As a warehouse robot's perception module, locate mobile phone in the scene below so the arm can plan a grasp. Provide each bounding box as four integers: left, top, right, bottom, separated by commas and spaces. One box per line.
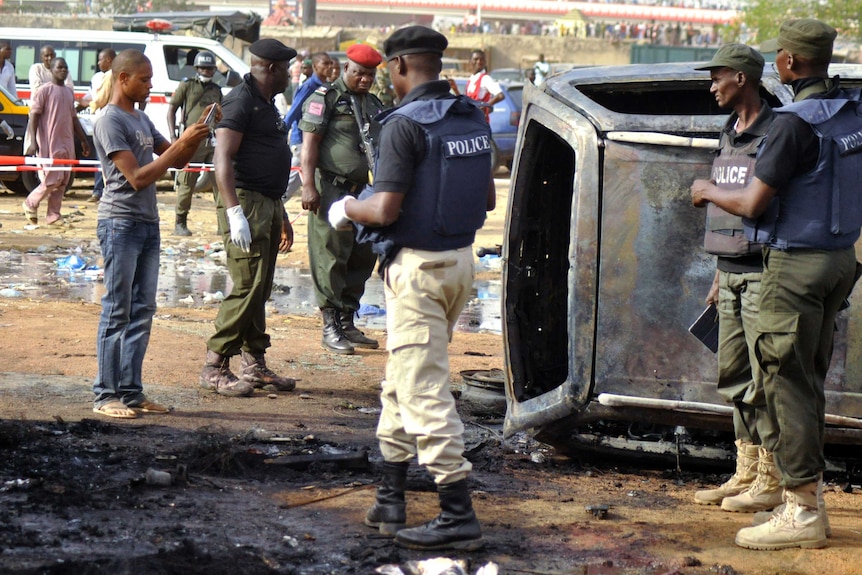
203, 105, 217, 128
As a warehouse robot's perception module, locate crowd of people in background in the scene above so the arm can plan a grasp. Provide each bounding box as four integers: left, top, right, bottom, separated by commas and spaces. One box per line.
441, 19, 721, 46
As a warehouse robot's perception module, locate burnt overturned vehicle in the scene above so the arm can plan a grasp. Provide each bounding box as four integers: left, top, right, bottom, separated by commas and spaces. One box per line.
501, 63, 862, 469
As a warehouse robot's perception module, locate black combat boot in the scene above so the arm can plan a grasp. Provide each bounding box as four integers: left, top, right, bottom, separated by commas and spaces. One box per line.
339, 310, 379, 349
394, 479, 484, 551
365, 461, 409, 536
321, 307, 355, 354
173, 213, 192, 236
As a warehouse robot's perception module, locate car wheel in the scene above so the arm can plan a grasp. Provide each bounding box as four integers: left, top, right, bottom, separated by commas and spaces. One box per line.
4, 170, 76, 196
490, 139, 501, 174
193, 170, 214, 194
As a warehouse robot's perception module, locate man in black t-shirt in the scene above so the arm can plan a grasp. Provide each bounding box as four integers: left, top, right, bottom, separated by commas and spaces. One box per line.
200, 39, 298, 398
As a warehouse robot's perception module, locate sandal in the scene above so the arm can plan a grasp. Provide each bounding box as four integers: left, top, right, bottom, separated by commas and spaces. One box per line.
131, 399, 172, 414
22, 201, 37, 224
93, 400, 137, 419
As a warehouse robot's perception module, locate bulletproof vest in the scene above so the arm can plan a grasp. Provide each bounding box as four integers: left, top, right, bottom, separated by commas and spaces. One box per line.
745, 91, 862, 250
704, 123, 767, 256
356, 96, 492, 258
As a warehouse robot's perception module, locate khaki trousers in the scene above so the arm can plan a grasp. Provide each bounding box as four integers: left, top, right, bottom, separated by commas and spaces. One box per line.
377, 247, 474, 485
717, 269, 773, 445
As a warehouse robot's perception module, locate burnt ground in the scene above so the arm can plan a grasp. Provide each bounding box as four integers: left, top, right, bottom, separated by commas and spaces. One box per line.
2, 182, 862, 575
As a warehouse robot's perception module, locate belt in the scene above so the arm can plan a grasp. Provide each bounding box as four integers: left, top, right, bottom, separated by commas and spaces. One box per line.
319, 171, 363, 194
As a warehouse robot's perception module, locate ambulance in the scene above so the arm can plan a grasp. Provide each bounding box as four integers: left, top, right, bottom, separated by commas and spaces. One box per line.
0, 23, 249, 140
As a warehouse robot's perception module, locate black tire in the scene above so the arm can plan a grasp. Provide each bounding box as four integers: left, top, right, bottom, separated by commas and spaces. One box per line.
490, 139, 501, 174
2, 170, 75, 196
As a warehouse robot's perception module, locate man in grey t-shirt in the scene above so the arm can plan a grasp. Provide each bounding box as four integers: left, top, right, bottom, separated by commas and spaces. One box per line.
95, 105, 166, 222
91, 49, 211, 420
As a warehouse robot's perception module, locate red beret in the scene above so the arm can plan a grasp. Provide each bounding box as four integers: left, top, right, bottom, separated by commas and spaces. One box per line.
346, 44, 382, 68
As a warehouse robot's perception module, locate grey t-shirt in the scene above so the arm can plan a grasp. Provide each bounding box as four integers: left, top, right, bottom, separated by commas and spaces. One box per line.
95, 104, 168, 222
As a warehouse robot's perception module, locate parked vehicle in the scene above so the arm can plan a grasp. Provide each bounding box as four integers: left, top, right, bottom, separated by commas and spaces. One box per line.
0, 26, 248, 142
502, 62, 862, 465
489, 67, 525, 84
452, 78, 523, 172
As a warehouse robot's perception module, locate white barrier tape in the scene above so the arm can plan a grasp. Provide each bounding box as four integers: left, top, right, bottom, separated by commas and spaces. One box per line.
0, 156, 216, 174
0, 166, 99, 172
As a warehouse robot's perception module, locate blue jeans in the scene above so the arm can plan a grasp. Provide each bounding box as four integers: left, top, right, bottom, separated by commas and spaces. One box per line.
93, 218, 160, 408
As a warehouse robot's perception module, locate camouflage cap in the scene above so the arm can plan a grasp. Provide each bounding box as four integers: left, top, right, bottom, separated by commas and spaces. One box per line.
694, 43, 764, 79
760, 18, 836, 60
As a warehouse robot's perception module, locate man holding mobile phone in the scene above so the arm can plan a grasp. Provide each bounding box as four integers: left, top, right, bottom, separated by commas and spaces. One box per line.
167, 50, 223, 236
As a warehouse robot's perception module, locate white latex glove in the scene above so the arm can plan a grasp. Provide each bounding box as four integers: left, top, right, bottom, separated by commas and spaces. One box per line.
328, 197, 353, 231
226, 204, 251, 253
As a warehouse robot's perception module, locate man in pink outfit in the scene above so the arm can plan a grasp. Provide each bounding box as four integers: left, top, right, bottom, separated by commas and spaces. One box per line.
22, 58, 90, 226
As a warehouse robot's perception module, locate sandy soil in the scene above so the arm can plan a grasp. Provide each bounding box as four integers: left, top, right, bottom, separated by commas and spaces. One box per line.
0, 179, 860, 575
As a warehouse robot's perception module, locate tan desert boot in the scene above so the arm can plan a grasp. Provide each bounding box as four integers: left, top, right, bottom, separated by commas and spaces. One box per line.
694, 439, 759, 505
752, 473, 831, 537
720, 447, 783, 512
735, 482, 827, 550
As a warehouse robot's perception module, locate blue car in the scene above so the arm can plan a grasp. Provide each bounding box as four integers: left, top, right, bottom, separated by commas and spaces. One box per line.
453, 79, 523, 172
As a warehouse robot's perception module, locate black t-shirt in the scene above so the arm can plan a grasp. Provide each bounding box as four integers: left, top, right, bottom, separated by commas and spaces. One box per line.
754, 77, 842, 191
217, 74, 290, 197
373, 80, 454, 195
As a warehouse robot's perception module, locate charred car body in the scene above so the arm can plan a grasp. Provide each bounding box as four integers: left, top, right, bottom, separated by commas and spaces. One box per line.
501, 63, 862, 469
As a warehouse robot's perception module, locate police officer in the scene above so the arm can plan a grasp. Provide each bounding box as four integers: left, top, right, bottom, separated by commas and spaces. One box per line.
328, 25, 495, 551
690, 45, 781, 512
167, 50, 223, 236
283, 52, 333, 201
300, 44, 386, 354
692, 19, 862, 550
199, 39, 298, 398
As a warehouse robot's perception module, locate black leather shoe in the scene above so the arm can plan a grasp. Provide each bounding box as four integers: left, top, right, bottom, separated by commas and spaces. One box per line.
321, 308, 355, 354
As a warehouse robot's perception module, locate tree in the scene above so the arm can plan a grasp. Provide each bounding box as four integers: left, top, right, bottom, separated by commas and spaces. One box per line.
735, 0, 860, 43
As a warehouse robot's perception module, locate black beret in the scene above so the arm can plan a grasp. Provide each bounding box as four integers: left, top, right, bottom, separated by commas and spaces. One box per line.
383, 26, 448, 61
249, 38, 297, 62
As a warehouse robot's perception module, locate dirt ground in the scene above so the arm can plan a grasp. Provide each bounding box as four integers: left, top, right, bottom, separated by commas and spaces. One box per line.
1, 178, 861, 575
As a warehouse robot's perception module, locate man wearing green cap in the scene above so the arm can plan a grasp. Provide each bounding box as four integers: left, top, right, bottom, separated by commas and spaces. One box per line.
690, 44, 778, 513
692, 19, 862, 550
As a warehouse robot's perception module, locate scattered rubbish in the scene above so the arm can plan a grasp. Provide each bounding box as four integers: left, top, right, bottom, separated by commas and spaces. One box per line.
586, 504, 610, 519
0, 250, 500, 334
530, 451, 547, 464
459, 369, 506, 416
358, 302, 386, 316
56, 254, 87, 270
282, 535, 299, 547
357, 407, 381, 415
82, 267, 103, 281
0, 287, 22, 298
202, 290, 225, 303
376, 558, 499, 575
265, 446, 370, 470
1, 478, 34, 492
475, 254, 502, 272
144, 468, 173, 486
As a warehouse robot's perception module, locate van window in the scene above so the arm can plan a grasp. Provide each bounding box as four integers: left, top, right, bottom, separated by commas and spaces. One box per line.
163, 45, 243, 88
11, 40, 145, 88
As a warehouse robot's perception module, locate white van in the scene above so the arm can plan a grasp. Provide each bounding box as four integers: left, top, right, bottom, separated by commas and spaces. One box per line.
0, 26, 249, 140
